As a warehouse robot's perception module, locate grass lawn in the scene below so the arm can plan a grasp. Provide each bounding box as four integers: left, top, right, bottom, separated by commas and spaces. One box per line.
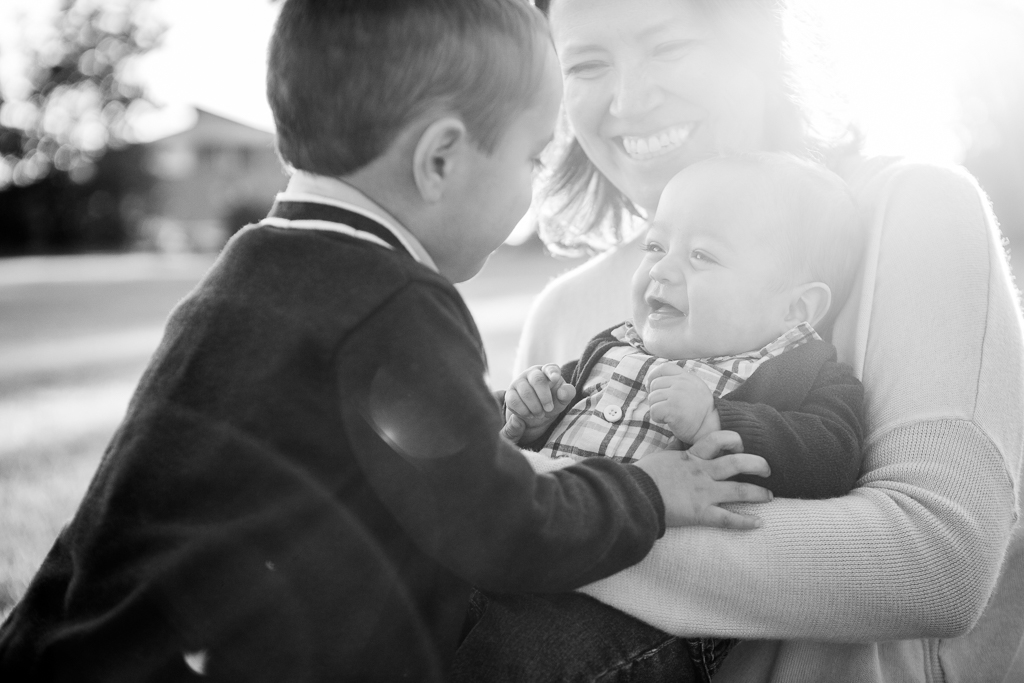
0, 371, 142, 619
0, 432, 115, 618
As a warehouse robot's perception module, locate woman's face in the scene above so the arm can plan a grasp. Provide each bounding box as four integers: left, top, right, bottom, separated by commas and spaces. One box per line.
549, 0, 770, 214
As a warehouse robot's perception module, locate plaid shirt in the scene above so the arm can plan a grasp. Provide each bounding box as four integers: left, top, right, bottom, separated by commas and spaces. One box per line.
540, 322, 821, 463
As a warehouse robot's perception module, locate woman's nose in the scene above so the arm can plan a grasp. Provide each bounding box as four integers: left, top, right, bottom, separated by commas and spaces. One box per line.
609, 64, 662, 119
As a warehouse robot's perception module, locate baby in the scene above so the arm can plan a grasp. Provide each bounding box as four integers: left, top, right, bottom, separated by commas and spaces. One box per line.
507, 153, 866, 503
465, 153, 867, 683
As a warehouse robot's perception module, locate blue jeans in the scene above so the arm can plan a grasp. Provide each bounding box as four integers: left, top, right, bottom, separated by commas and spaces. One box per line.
452, 591, 733, 682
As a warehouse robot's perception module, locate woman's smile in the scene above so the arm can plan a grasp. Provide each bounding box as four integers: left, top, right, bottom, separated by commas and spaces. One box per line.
551, 0, 769, 213
620, 123, 699, 160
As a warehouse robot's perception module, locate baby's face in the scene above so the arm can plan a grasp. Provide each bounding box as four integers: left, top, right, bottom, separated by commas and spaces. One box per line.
631, 164, 798, 360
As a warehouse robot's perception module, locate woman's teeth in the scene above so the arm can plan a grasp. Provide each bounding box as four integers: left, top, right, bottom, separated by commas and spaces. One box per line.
622, 125, 695, 160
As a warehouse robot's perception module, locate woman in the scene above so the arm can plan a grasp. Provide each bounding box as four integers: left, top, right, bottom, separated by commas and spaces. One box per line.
511, 0, 1024, 680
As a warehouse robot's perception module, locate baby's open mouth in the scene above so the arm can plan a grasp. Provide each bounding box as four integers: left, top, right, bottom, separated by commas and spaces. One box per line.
646, 295, 687, 320
621, 123, 697, 160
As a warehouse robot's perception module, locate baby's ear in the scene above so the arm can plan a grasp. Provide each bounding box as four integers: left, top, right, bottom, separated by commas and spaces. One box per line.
412, 116, 467, 203
784, 282, 832, 329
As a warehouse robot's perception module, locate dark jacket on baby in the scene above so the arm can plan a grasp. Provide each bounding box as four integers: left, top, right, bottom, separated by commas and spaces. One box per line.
530, 325, 866, 499
0, 202, 665, 683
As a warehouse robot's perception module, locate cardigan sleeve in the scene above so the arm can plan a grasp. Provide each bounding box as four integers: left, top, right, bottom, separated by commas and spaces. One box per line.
334, 280, 667, 593
716, 358, 865, 500
520, 162, 1023, 645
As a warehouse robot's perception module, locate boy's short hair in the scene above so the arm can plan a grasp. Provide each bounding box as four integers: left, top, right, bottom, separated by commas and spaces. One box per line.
711, 153, 864, 331
268, 0, 549, 177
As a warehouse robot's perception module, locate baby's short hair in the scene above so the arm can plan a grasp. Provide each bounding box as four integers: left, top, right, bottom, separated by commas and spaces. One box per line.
710, 153, 863, 331
267, 0, 549, 177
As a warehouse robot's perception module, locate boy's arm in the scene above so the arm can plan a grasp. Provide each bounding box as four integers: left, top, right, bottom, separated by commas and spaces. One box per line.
335, 281, 667, 593
716, 360, 865, 499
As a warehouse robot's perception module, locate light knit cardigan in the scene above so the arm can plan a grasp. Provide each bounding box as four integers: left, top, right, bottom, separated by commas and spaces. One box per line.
516, 159, 1024, 683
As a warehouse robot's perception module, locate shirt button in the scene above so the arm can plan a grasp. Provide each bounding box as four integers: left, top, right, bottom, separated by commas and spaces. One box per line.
602, 405, 623, 422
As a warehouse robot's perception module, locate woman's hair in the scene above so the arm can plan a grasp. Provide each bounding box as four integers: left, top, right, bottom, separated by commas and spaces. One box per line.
533, 0, 859, 254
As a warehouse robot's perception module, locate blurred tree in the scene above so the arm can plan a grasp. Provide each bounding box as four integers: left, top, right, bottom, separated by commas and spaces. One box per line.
0, 0, 164, 254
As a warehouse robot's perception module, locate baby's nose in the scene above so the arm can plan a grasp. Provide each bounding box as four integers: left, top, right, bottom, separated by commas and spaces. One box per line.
648, 258, 684, 286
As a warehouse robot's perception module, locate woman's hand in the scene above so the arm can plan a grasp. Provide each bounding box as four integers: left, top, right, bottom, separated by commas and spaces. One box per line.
647, 363, 721, 444
633, 431, 771, 529
502, 364, 576, 444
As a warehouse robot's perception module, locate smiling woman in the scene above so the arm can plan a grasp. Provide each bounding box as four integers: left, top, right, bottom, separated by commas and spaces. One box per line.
554, 0, 772, 211
534, 0, 825, 255
488, 0, 1024, 682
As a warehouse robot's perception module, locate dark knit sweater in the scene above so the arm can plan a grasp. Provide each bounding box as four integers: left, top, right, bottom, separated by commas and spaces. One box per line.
0, 211, 665, 683
534, 326, 866, 499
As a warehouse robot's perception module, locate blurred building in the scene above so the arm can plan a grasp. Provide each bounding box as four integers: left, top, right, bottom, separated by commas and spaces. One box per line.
141, 108, 287, 252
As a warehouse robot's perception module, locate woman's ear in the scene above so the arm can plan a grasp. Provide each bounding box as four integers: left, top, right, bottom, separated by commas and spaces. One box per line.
784, 282, 832, 329
412, 117, 467, 203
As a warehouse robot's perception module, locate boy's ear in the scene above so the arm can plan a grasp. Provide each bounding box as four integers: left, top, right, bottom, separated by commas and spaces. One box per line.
412, 117, 468, 203
784, 282, 832, 329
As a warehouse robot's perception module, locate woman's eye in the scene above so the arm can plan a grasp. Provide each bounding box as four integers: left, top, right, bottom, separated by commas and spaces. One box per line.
564, 61, 608, 78
653, 39, 697, 60
531, 158, 546, 173
690, 249, 717, 265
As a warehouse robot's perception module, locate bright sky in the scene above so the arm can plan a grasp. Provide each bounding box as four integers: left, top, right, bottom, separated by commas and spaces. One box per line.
2, 0, 1023, 160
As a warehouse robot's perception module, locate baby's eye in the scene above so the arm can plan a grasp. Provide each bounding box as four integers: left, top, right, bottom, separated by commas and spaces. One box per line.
640, 241, 664, 254
690, 249, 717, 265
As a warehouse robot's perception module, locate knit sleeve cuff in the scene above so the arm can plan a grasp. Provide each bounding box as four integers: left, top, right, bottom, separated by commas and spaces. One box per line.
623, 464, 666, 538
714, 398, 767, 454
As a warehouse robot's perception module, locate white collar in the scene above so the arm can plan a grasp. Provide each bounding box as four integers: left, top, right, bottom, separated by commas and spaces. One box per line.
275, 171, 438, 273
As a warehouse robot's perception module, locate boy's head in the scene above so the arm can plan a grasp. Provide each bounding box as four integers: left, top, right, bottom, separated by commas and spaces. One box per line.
631, 153, 862, 360
267, 0, 560, 282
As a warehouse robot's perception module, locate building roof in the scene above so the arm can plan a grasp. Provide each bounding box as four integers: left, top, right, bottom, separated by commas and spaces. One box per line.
150, 108, 275, 149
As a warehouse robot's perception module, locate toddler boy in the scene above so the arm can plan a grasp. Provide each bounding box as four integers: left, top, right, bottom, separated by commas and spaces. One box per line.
0, 3, 773, 682
458, 154, 866, 682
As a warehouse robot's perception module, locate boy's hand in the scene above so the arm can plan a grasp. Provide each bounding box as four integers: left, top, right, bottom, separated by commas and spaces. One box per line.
633, 431, 772, 529
647, 363, 721, 444
503, 364, 576, 444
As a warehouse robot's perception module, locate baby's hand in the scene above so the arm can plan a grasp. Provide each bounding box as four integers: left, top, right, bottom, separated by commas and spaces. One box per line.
633, 431, 772, 529
647, 363, 721, 444
502, 364, 576, 444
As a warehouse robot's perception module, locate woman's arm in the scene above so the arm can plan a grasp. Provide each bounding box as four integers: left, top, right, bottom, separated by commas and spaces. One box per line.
525, 162, 1022, 641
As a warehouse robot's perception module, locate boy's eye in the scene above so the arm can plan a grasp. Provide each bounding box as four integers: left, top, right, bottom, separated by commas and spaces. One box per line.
690, 249, 717, 265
